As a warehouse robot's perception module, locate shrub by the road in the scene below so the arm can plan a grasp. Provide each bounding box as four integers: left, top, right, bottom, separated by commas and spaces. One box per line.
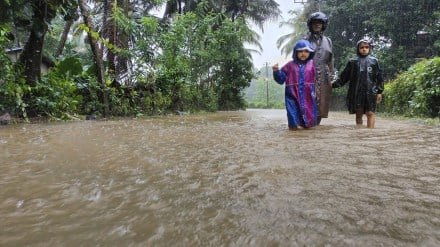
384, 57, 440, 118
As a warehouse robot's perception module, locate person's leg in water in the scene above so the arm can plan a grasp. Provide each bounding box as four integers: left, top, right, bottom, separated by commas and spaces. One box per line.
366, 111, 375, 128
355, 109, 364, 128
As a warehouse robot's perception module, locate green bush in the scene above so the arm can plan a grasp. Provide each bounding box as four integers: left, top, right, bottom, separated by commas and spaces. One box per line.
0, 25, 29, 119
384, 57, 440, 118
0, 71, 29, 119
30, 57, 83, 119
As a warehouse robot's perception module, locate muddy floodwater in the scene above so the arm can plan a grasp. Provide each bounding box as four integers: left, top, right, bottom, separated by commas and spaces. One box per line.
0, 109, 439, 246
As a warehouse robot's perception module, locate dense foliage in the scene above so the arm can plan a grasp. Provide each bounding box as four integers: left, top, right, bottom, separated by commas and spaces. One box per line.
383, 57, 440, 118
0, 24, 29, 119
0, 0, 280, 120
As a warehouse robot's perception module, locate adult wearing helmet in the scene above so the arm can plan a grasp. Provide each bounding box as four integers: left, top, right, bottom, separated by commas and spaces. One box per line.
305, 11, 334, 124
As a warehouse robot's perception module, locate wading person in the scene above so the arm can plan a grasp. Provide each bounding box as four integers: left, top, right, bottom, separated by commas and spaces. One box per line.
305, 11, 334, 125
332, 39, 384, 128
272, 39, 318, 130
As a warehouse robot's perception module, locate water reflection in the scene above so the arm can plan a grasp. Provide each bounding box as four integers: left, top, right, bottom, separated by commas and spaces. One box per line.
0, 110, 439, 246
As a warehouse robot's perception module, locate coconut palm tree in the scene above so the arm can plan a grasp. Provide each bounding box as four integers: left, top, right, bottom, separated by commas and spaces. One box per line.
161, 0, 281, 61
276, 8, 307, 57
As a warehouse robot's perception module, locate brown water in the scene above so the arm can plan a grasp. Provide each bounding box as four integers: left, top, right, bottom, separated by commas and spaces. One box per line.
0, 109, 439, 246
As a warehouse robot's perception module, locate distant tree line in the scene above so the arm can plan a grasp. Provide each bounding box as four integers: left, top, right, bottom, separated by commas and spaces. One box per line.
244, 65, 284, 109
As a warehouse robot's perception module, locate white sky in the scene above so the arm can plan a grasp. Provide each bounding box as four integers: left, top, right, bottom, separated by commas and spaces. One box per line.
249, 0, 303, 68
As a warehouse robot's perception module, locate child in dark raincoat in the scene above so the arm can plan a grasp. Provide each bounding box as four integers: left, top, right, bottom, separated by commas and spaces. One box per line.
332, 39, 384, 128
272, 39, 318, 130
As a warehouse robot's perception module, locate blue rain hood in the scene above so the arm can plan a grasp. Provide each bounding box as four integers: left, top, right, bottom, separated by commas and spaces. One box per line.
293, 39, 315, 62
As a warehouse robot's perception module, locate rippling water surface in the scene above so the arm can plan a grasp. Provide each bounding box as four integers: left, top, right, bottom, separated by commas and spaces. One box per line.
0, 109, 439, 246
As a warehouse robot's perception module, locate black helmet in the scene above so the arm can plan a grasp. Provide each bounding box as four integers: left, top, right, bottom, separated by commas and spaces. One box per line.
307, 12, 329, 32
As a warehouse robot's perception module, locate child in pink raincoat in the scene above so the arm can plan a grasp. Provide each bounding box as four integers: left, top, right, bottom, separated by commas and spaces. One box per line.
272, 39, 318, 130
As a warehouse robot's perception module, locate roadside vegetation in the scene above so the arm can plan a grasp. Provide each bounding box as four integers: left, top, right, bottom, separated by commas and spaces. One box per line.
383, 57, 440, 121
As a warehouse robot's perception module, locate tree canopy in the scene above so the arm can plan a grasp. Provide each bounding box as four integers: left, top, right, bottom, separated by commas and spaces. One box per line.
0, 0, 281, 119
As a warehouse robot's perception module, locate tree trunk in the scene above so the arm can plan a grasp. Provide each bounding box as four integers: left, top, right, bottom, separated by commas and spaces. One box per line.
163, 0, 177, 19
55, 20, 73, 57
105, 0, 132, 87
117, 0, 130, 85
19, 29, 45, 86
18, 0, 56, 86
104, 0, 117, 83
78, 0, 110, 116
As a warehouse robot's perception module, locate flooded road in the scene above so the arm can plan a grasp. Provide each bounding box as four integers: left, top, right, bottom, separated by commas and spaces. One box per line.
0, 109, 439, 246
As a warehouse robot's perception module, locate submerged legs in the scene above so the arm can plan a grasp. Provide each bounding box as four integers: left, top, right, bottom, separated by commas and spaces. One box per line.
355, 109, 376, 128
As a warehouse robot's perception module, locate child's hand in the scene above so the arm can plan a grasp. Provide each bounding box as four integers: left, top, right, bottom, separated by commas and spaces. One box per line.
272, 64, 279, 71
376, 94, 382, 103
331, 79, 340, 88
331, 70, 339, 82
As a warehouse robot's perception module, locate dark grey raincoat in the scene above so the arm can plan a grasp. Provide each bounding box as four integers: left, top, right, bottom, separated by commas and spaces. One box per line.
305, 33, 334, 118
333, 41, 384, 114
